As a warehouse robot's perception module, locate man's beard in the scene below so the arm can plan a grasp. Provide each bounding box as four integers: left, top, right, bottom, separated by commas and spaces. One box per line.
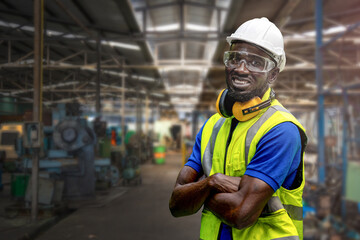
227, 82, 269, 103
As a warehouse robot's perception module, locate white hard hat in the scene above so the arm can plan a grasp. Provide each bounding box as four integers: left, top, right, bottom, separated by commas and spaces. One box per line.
226, 17, 286, 72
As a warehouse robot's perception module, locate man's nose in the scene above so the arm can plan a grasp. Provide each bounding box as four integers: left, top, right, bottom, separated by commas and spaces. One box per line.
234, 61, 250, 73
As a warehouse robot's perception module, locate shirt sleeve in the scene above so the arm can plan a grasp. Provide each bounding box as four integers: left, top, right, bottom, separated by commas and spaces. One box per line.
244, 122, 302, 192
184, 120, 208, 174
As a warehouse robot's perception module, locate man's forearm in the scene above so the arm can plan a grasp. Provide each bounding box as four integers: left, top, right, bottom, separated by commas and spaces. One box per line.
205, 176, 274, 230
169, 177, 212, 217
206, 192, 250, 228
169, 169, 241, 217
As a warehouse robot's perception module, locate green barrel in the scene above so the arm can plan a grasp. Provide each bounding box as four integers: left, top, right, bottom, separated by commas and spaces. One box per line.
11, 174, 30, 198
153, 145, 166, 164
99, 138, 112, 158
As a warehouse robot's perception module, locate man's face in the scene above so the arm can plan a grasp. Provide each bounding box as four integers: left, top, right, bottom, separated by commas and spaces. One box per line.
225, 42, 278, 102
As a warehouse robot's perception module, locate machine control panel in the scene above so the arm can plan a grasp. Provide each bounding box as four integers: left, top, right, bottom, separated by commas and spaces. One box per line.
23, 122, 43, 148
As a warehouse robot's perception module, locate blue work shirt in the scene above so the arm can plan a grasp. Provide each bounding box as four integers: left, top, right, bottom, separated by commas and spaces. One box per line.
185, 120, 302, 240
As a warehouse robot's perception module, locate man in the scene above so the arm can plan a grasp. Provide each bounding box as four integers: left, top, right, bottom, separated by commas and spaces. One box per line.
169, 17, 307, 240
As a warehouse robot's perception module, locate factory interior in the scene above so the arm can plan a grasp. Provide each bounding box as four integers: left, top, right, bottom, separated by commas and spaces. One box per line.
0, 0, 360, 239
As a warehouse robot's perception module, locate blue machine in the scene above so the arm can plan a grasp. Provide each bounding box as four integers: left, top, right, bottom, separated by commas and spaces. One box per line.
21, 103, 118, 198
24, 118, 97, 198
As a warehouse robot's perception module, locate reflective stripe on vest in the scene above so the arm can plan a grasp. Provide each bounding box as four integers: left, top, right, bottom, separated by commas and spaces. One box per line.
283, 204, 303, 221
242, 105, 305, 221
202, 117, 226, 177
260, 197, 302, 221
244, 105, 304, 221
271, 237, 300, 240
261, 196, 284, 215
245, 105, 290, 166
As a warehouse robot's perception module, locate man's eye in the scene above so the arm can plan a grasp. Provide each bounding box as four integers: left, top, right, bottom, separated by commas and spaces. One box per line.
250, 60, 261, 66
229, 58, 237, 64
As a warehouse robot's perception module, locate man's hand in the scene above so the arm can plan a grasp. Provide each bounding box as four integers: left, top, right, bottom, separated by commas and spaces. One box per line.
205, 175, 274, 229
208, 173, 241, 194
169, 167, 241, 217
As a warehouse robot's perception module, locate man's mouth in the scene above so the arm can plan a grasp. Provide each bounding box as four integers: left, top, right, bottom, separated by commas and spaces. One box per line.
231, 76, 251, 89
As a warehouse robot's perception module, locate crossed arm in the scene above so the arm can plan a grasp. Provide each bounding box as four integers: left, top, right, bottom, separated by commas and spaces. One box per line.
169, 166, 274, 229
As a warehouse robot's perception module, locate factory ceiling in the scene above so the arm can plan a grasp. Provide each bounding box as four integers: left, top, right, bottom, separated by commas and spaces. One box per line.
0, 0, 360, 118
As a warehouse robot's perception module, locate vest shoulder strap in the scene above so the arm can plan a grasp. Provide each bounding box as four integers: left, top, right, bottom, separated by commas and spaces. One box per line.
245, 104, 291, 165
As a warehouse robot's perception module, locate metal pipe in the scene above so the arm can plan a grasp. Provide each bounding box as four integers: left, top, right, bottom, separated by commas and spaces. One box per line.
322, 20, 360, 48
8, 40, 11, 63
142, 9, 147, 32
32, 0, 44, 222
315, 0, 326, 184
180, 0, 184, 37
55, 0, 93, 37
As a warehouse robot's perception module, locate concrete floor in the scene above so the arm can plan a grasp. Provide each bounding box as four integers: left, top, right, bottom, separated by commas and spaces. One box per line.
33, 151, 201, 240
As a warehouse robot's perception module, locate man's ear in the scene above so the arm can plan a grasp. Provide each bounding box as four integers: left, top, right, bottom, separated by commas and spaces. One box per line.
268, 68, 279, 84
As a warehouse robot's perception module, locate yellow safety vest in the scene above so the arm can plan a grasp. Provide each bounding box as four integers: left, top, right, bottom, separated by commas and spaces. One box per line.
199, 89, 307, 240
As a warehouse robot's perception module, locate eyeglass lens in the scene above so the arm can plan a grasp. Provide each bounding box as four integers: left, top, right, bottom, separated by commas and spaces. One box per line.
224, 51, 274, 72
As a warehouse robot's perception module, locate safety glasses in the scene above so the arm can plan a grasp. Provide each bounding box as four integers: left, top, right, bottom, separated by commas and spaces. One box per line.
223, 51, 276, 73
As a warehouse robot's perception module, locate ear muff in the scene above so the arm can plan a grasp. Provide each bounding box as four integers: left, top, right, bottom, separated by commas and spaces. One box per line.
216, 89, 235, 118
216, 88, 276, 122
233, 89, 275, 121
232, 97, 262, 122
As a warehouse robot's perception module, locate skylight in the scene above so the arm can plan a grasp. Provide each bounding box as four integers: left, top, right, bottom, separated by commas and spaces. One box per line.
147, 23, 179, 32
0, 20, 140, 51
186, 23, 216, 32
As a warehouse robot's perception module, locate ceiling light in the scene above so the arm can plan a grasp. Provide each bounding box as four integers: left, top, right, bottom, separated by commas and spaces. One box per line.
105, 41, 140, 51
186, 23, 216, 32
138, 76, 155, 82
305, 83, 317, 89
63, 34, 86, 39
147, 23, 179, 32
323, 25, 346, 35
151, 93, 164, 97
285, 25, 348, 40
162, 65, 210, 71
159, 102, 170, 107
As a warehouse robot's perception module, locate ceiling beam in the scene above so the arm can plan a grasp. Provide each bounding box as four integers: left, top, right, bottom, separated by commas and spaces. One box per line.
134, 1, 227, 11
273, 0, 302, 28
3, 62, 360, 71
55, 0, 93, 37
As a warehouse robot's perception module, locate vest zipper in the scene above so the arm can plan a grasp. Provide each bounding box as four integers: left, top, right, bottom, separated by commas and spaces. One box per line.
223, 118, 239, 174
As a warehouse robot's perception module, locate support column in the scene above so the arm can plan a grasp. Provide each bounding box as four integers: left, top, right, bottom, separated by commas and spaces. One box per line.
32, 0, 44, 222
96, 33, 101, 115
136, 89, 142, 134
8, 40, 11, 63
136, 88, 142, 162
145, 94, 149, 134
341, 89, 348, 219
315, 0, 326, 184
121, 62, 125, 150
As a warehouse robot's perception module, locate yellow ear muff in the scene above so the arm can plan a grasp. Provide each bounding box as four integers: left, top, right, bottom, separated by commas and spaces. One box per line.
217, 88, 274, 121
232, 97, 262, 122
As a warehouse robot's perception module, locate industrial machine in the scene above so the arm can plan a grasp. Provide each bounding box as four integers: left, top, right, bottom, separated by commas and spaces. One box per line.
52, 119, 96, 198
0, 123, 23, 164
23, 118, 97, 199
